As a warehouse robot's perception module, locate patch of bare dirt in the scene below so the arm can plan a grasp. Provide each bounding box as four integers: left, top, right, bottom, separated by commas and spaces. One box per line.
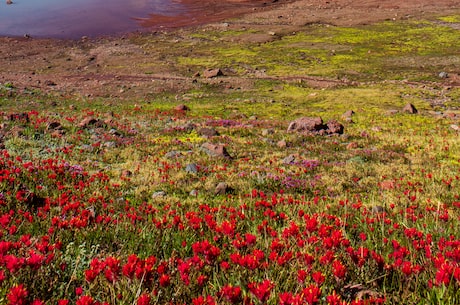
0, 0, 459, 99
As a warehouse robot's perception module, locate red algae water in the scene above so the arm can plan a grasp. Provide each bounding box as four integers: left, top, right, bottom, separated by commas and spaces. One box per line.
0, 0, 275, 39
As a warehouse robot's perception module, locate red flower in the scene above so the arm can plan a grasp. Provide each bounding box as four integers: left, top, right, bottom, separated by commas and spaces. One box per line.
312, 271, 325, 285
302, 284, 321, 305
137, 294, 151, 305
57, 300, 69, 305
159, 274, 170, 287
248, 279, 274, 302
7, 284, 28, 305
332, 260, 347, 279
326, 291, 345, 305
219, 285, 242, 304
76, 295, 96, 305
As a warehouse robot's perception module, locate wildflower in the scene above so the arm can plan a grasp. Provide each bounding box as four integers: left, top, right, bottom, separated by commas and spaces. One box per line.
57, 300, 69, 305
312, 271, 325, 285
302, 284, 321, 305
76, 295, 96, 305
248, 279, 274, 303
137, 294, 151, 305
159, 274, 171, 287
279, 292, 293, 305
332, 260, 347, 279
219, 285, 242, 304
7, 284, 28, 305
326, 291, 345, 305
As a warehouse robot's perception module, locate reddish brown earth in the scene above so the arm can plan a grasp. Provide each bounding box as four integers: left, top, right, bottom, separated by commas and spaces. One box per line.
0, 0, 459, 99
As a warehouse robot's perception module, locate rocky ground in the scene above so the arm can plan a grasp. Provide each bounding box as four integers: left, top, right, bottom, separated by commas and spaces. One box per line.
1, 0, 459, 100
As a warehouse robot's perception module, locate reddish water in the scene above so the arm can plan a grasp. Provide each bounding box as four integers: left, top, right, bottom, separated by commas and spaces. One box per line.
0, 0, 275, 39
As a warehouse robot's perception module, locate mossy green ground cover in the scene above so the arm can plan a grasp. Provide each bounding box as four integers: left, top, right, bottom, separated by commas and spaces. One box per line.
1, 15, 460, 305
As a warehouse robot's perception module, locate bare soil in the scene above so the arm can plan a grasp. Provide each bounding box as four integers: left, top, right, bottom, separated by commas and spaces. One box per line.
1, 0, 459, 99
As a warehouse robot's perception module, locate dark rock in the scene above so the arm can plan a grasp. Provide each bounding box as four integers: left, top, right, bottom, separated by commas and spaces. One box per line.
287, 117, 325, 133
175, 104, 190, 111
201, 143, 232, 159
198, 127, 219, 138
288, 117, 344, 135
46, 121, 63, 131
78, 117, 103, 128
44, 80, 56, 86
326, 120, 344, 134
203, 68, 223, 78
121, 170, 132, 178
402, 103, 418, 114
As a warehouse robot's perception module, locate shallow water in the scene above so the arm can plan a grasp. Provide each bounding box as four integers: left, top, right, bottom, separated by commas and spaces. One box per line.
0, 0, 187, 38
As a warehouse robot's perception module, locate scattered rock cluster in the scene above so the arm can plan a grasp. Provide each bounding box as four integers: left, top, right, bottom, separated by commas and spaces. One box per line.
287, 117, 344, 135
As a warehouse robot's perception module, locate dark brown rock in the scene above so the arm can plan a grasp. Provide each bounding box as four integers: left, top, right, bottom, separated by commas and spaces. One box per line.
175, 104, 190, 111
201, 142, 232, 159
326, 120, 344, 134
402, 103, 418, 114
78, 117, 103, 129
46, 121, 62, 131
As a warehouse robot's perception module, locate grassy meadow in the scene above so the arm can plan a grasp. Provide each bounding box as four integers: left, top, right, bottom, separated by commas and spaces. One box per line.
1, 14, 460, 305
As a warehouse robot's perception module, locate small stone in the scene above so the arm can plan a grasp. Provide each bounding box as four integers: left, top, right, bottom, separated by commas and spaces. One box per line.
6, 0, 12, 5
215, 182, 232, 195
165, 150, 182, 158
261, 129, 274, 136
203, 68, 223, 78
326, 120, 344, 134
175, 104, 190, 111
185, 163, 198, 174
287, 117, 324, 133
402, 103, 418, 114
277, 140, 287, 148
152, 191, 167, 199
104, 141, 116, 148
189, 189, 198, 197
371, 205, 386, 214
121, 170, 132, 178
450, 124, 460, 132
282, 154, 296, 165
387, 110, 399, 115
439, 71, 449, 79
78, 117, 103, 128
346, 142, 358, 150
198, 127, 219, 138
342, 110, 355, 119
46, 121, 62, 131
371, 126, 383, 132
201, 143, 232, 159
